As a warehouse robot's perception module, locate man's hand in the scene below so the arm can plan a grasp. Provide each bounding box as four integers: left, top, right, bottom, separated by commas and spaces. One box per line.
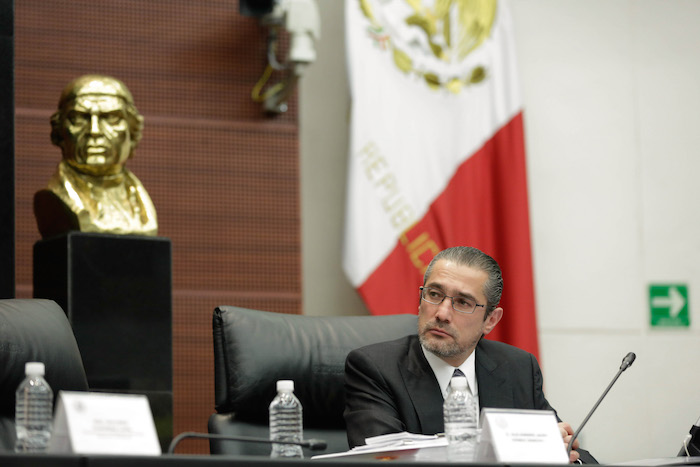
558, 422, 581, 463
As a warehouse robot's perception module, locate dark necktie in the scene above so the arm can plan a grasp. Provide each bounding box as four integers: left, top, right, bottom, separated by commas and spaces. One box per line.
451, 368, 470, 395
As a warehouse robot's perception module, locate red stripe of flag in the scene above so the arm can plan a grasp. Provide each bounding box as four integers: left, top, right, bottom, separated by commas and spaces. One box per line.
357, 112, 538, 358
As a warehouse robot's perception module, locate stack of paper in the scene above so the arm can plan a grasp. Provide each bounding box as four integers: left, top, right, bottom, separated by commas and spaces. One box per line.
311, 432, 447, 460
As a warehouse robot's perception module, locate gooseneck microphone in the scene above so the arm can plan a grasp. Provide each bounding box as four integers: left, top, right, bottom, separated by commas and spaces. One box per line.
567, 352, 636, 455
167, 431, 328, 455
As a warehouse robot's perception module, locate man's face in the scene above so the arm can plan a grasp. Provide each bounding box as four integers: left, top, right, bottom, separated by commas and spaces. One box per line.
59, 94, 131, 176
418, 259, 502, 366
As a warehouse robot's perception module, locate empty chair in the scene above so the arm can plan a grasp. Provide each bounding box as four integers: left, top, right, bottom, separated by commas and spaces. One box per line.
208, 305, 417, 456
0, 299, 88, 452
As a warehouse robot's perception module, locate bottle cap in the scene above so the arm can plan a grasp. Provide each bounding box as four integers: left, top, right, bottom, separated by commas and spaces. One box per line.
25, 362, 45, 376
450, 376, 467, 389
277, 380, 294, 392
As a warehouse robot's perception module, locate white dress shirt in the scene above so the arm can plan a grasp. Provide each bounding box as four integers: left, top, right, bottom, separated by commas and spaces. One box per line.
421, 344, 480, 424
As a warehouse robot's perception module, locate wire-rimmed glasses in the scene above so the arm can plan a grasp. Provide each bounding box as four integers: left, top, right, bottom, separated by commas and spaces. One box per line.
419, 286, 485, 314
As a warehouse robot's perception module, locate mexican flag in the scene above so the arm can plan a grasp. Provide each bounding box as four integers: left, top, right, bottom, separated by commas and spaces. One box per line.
343, 0, 538, 357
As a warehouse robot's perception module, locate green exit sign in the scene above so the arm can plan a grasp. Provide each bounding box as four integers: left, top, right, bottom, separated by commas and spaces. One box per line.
649, 284, 689, 327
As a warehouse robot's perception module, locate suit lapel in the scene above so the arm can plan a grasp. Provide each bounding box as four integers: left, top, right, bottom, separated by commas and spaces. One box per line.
400, 337, 444, 434
475, 340, 514, 409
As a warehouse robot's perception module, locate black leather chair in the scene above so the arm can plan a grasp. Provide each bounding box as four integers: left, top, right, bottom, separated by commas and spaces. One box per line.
0, 299, 89, 452
208, 305, 418, 456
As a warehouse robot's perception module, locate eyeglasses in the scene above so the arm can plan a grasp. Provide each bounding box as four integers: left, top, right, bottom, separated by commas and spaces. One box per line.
419, 286, 485, 315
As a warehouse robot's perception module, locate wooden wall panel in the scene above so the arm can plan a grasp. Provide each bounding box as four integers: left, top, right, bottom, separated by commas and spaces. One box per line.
15, 0, 300, 454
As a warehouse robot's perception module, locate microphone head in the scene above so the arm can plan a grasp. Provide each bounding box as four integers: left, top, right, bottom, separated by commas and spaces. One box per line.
620, 352, 636, 370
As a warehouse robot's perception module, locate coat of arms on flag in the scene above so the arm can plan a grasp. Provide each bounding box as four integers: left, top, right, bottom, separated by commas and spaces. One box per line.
359, 0, 495, 93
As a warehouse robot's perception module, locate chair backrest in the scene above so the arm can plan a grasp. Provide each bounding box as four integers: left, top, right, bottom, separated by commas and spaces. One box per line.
0, 299, 89, 452
208, 305, 417, 456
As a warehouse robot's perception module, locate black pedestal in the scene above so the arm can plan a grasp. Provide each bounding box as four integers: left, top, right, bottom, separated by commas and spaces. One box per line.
33, 232, 173, 450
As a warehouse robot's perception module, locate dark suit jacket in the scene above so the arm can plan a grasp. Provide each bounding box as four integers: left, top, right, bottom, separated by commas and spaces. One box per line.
344, 335, 597, 463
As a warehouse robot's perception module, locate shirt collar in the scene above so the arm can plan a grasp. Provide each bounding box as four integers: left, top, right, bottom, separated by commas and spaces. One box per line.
420, 344, 478, 400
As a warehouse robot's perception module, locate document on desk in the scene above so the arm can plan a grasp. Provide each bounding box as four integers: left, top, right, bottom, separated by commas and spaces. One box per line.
311, 432, 447, 460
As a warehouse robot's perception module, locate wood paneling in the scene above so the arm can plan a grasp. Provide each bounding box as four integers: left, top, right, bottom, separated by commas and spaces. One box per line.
15, 0, 301, 454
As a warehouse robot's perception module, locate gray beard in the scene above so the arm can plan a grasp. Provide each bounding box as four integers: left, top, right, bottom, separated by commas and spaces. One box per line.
418, 330, 463, 359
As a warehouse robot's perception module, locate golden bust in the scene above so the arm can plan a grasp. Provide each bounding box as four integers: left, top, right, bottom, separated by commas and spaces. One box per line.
34, 75, 158, 238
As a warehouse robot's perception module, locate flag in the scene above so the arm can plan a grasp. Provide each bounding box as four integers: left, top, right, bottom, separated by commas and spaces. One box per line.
343, 0, 538, 357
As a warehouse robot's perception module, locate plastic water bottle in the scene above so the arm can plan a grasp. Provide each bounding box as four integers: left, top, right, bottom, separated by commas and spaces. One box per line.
15, 362, 54, 453
443, 375, 478, 462
269, 379, 303, 458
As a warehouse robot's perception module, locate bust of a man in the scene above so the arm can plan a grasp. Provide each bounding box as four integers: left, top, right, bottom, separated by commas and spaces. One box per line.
34, 75, 158, 238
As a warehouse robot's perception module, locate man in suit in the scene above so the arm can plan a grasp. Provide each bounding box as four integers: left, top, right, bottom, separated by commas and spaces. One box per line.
344, 246, 596, 463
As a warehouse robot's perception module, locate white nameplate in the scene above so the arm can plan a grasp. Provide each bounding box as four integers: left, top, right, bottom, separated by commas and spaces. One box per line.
475, 408, 568, 464
48, 391, 161, 455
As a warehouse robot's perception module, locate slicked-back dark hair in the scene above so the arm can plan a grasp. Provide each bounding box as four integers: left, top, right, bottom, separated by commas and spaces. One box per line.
423, 246, 503, 316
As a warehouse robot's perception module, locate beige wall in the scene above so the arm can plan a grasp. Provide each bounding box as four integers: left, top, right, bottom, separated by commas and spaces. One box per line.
301, 0, 700, 462
300, 1, 365, 317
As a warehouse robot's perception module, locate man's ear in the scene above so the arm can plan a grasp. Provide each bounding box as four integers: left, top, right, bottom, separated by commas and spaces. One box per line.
482, 307, 503, 336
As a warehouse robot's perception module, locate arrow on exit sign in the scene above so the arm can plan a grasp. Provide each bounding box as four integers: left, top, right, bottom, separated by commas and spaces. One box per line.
649, 284, 689, 327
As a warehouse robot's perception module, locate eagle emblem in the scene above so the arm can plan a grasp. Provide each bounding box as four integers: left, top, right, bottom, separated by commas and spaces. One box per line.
360, 0, 497, 93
